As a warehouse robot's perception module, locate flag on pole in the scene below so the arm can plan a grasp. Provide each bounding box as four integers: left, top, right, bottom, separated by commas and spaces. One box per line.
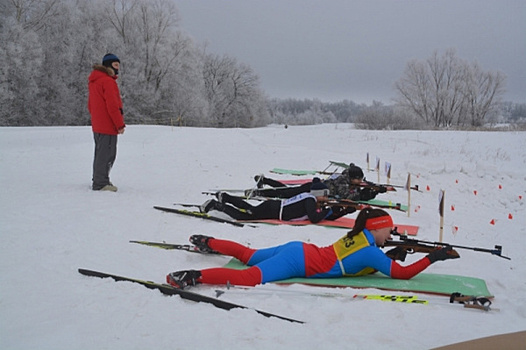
439, 189, 445, 242
406, 173, 411, 217
439, 190, 445, 216
384, 162, 391, 184
375, 157, 380, 183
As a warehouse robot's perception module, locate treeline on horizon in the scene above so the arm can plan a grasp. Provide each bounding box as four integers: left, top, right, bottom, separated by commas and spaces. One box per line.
1, 0, 525, 130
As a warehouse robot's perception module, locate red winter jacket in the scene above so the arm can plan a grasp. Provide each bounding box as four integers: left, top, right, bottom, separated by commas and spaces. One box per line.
88, 65, 125, 135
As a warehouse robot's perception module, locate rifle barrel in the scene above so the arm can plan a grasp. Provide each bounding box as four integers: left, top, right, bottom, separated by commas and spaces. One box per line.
390, 231, 511, 260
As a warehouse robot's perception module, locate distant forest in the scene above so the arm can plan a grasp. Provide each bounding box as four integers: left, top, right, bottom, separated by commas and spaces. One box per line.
1, 0, 525, 129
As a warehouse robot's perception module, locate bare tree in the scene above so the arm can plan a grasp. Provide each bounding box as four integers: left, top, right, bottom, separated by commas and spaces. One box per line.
355, 101, 421, 130
105, 0, 138, 45
8, 0, 60, 32
102, 0, 202, 124
460, 61, 506, 127
395, 59, 433, 124
426, 49, 465, 127
134, 0, 180, 91
0, 19, 44, 125
395, 49, 506, 128
0, 0, 269, 127
202, 53, 267, 127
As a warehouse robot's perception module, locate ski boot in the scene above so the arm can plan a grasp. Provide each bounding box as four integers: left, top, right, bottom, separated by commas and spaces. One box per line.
166, 270, 202, 289
189, 234, 217, 254
199, 199, 218, 213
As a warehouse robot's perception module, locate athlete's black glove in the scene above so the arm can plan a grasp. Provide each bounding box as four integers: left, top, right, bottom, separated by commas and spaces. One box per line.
427, 246, 460, 263
344, 205, 356, 214
359, 188, 376, 201
385, 247, 408, 262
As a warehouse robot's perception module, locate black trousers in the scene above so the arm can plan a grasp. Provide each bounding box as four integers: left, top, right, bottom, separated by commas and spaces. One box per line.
257, 182, 312, 199
221, 193, 281, 220
92, 133, 117, 190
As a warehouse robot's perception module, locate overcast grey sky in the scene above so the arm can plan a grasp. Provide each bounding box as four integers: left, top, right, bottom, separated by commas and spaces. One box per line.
175, 0, 525, 104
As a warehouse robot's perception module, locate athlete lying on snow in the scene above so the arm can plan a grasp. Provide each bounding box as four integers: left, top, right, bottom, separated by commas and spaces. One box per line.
250, 163, 387, 201
166, 208, 459, 289
200, 178, 356, 223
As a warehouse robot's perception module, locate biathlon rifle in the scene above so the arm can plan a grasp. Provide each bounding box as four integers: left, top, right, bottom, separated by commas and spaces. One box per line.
356, 181, 422, 193
324, 198, 405, 212
384, 227, 511, 261
323, 199, 366, 210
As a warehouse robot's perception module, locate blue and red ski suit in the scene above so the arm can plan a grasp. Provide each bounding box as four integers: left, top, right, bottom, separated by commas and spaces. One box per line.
199, 230, 432, 286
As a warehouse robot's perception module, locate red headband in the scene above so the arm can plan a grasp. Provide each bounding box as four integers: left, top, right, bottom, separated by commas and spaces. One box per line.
365, 215, 394, 230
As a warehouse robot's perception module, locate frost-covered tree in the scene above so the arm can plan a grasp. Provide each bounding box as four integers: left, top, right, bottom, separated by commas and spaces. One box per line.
0, 0, 270, 127
355, 101, 422, 130
395, 49, 505, 128
202, 53, 268, 127
460, 61, 506, 127
0, 19, 44, 125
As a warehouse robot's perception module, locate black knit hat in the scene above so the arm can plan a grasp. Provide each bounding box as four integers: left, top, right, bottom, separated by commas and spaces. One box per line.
102, 53, 120, 67
310, 177, 329, 197
347, 163, 364, 180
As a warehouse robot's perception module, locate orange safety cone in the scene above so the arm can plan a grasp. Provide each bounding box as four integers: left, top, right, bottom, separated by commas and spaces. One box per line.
490, 219, 496, 225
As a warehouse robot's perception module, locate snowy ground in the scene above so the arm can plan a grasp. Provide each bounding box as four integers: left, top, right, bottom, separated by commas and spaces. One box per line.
1, 124, 525, 349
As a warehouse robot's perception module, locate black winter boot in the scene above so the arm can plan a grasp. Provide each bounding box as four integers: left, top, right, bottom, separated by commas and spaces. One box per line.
166, 270, 202, 289
189, 234, 217, 254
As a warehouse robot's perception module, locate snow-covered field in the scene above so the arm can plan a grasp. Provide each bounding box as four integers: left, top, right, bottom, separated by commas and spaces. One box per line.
1, 124, 524, 349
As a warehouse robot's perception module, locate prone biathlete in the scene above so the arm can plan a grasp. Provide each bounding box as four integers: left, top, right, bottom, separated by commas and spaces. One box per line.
166, 208, 459, 288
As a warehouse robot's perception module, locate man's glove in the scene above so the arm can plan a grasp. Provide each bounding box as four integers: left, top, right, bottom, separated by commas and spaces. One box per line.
377, 186, 388, 193
359, 188, 376, 201
344, 206, 357, 214
329, 206, 355, 215
385, 247, 408, 262
427, 246, 460, 263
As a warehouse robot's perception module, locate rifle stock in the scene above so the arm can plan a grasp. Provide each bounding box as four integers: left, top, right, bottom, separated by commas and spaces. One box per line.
383, 241, 460, 261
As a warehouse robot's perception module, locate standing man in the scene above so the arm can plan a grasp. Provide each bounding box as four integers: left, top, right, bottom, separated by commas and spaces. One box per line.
88, 53, 125, 192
